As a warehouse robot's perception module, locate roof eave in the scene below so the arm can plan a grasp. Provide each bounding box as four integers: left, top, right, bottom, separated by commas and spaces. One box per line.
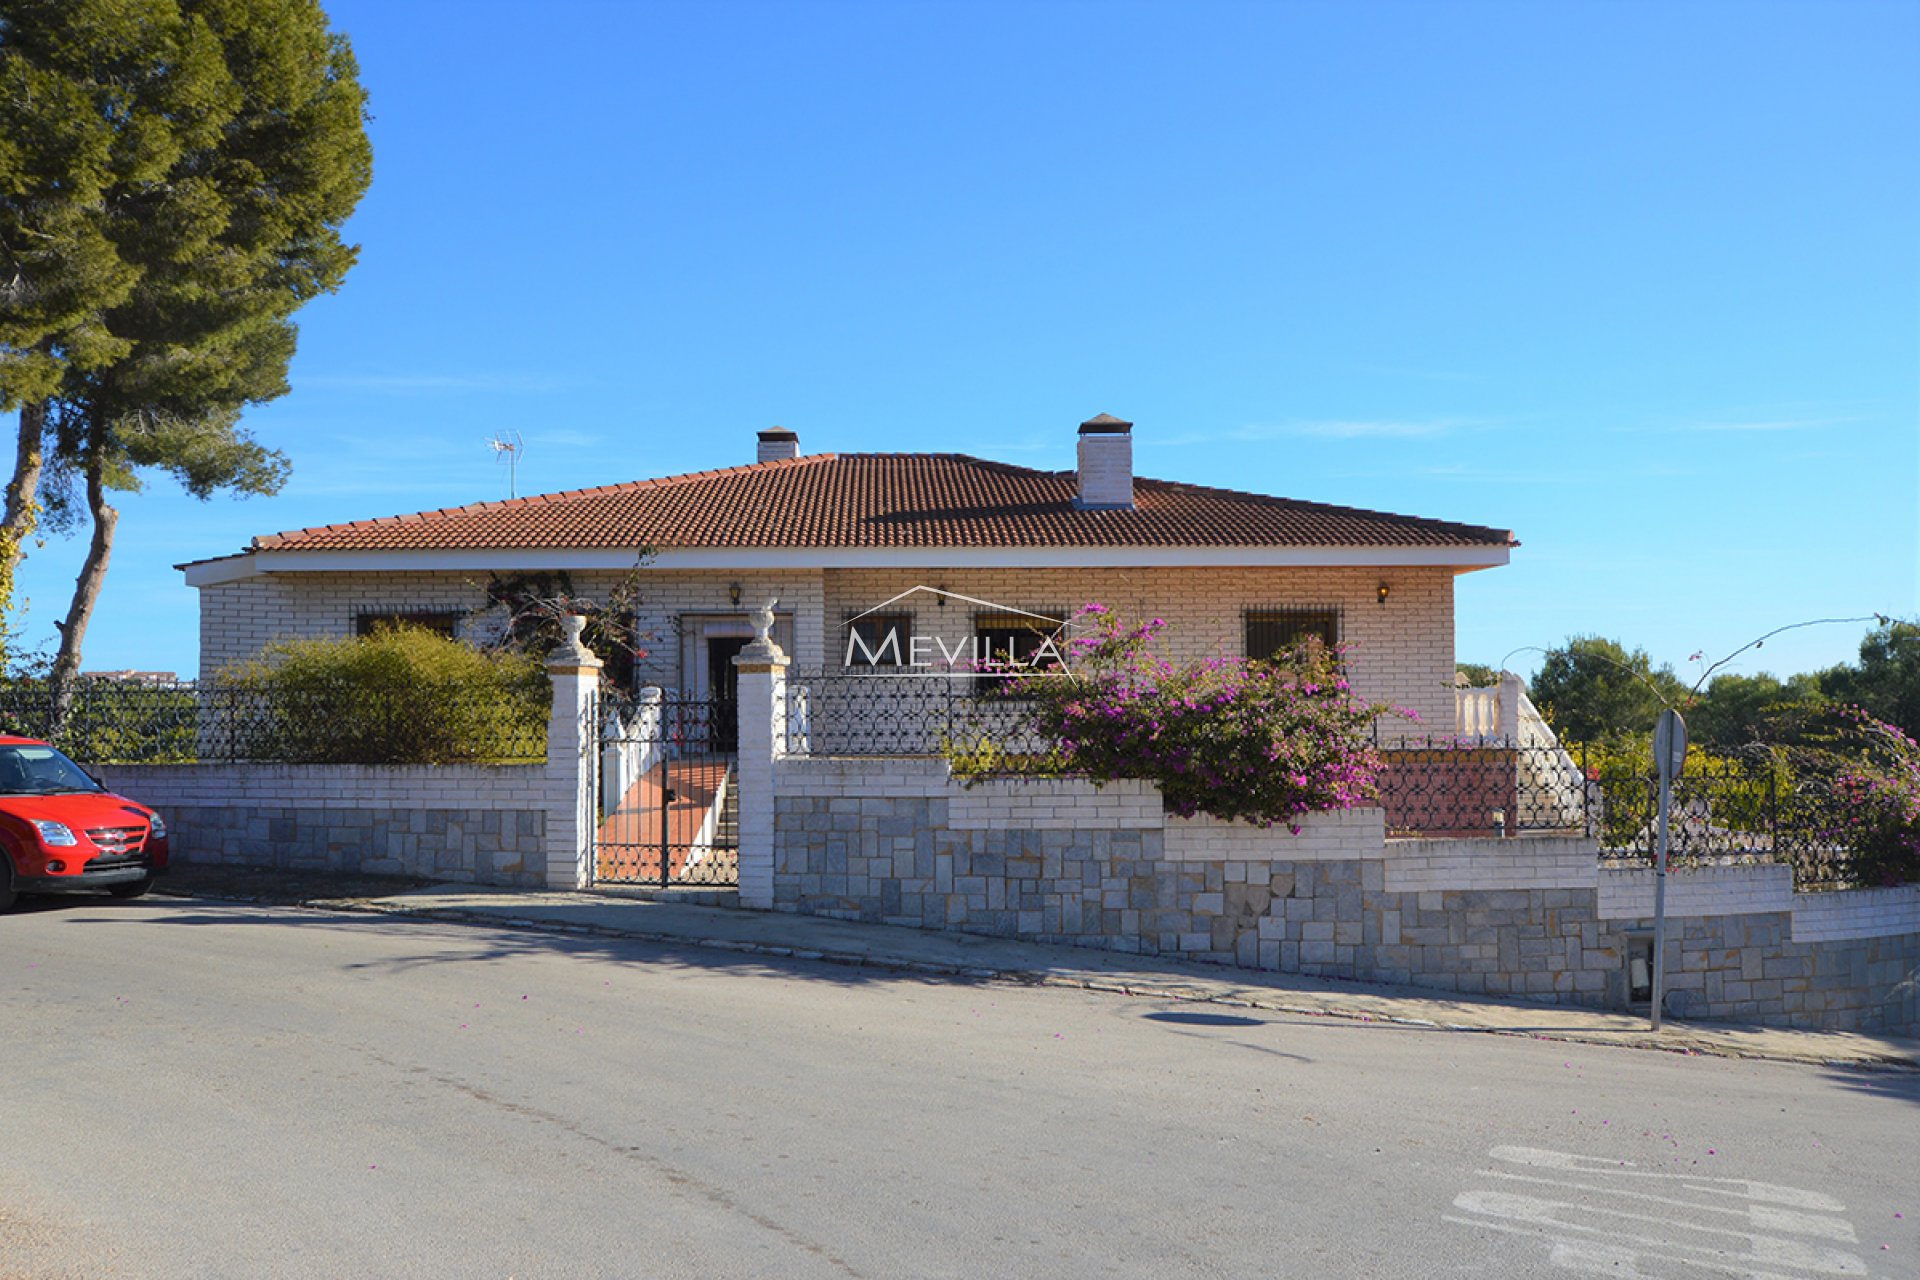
183, 542, 1512, 585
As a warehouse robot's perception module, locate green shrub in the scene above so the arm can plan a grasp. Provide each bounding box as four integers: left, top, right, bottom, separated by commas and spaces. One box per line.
1575, 734, 1788, 857
213, 627, 548, 764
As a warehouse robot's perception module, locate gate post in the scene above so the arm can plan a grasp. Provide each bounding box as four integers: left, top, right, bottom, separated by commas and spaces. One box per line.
733, 600, 788, 909
545, 616, 603, 890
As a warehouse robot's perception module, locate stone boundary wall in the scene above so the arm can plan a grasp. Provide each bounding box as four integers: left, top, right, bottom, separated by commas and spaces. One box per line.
1791, 885, 1920, 944
1384, 836, 1596, 892
770, 757, 1919, 1034
1596, 864, 1795, 920
1164, 809, 1382, 861
95, 763, 554, 888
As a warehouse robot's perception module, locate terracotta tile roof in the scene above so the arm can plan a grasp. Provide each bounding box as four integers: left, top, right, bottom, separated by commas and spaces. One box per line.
250, 453, 1515, 553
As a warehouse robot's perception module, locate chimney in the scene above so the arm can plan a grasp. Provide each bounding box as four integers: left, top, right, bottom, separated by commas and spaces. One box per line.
1075, 413, 1134, 509
757, 427, 800, 463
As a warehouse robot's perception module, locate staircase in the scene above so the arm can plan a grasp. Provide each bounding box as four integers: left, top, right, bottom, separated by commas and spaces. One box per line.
717, 764, 740, 851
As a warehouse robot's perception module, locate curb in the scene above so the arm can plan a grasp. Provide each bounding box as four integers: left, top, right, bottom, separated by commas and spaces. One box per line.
158, 888, 1920, 1072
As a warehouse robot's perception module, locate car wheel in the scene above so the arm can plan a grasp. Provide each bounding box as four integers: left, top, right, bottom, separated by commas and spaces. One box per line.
108, 873, 155, 900
0, 856, 15, 913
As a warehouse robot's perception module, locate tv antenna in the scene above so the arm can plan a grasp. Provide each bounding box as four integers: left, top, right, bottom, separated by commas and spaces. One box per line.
486, 430, 525, 499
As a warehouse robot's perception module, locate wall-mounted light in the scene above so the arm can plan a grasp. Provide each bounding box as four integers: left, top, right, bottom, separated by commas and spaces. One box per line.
1377, 582, 1390, 607
936, 585, 947, 607
729, 582, 742, 606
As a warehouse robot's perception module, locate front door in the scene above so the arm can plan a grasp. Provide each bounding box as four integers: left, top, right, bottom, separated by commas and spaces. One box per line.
707, 636, 748, 753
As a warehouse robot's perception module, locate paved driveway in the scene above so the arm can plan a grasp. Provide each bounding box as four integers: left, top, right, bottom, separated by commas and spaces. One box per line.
3, 897, 1914, 1278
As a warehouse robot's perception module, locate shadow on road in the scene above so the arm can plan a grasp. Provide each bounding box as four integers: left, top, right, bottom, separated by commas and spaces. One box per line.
39, 895, 980, 992
1817, 1066, 1920, 1108
1144, 1010, 1267, 1028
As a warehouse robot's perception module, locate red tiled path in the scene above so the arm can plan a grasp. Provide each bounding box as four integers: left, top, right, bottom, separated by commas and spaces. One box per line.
596, 759, 735, 884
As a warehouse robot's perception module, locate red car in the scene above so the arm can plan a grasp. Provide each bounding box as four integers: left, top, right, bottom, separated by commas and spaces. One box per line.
0, 736, 169, 912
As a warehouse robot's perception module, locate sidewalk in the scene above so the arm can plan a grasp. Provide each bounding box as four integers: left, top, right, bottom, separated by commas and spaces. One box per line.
163, 873, 1919, 1070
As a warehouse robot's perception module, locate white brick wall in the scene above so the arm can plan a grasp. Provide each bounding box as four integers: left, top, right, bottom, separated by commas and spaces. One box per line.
821, 565, 1457, 739
95, 763, 555, 810
195, 568, 829, 691
627, 570, 826, 687
773, 755, 952, 798
198, 562, 1460, 737
1595, 864, 1795, 920
1384, 835, 1597, 891
198, 571, 544, 680
1791, 885, 1920, 943
948, 776, 1162, 830
1162, 807, 1384, 862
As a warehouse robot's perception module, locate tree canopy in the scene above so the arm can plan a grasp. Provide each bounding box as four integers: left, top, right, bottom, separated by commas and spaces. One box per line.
1528, 635, 1684, 743
1528, 621, 1917, 746
0, 0, 370, 693
1821, 621, 1920, 739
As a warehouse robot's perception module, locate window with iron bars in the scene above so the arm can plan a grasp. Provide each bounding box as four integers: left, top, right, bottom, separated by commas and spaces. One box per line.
1244, 607, 1340, 662
355, 610, 462, 640
973, 608, 1067, 695
842, 612, 914, 669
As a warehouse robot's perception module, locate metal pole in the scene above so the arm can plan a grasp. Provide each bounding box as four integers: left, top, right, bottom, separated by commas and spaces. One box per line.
660, 754, 672, 890
1651, 765, 1672, 1031
1581, 742, 1590, 836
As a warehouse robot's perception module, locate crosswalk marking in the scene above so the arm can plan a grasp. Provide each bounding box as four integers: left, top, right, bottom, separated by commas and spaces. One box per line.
1448, 1145, 1873, 1278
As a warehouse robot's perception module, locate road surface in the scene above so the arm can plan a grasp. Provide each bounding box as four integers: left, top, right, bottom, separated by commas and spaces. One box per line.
3, 896, 1914, 1278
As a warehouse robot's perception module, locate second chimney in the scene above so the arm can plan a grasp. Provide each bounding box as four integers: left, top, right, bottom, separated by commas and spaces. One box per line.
757, 428, 800, 463
1075, 413, 1134, 509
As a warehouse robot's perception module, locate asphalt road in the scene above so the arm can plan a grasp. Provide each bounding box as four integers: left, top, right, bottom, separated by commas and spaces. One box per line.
3, 896, 1915, 1279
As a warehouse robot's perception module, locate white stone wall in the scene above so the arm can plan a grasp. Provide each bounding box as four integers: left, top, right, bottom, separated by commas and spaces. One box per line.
96, 762, 556, 809
773, 755, 953, 798
1383, 835, 1598, 891
948, 776, 1162, 829
1595, 864, 1796, 920
819, 565, 1458, 738
93, 762, 561, 886
1162, 808, 1384, 861
1792, 885, 1920, 943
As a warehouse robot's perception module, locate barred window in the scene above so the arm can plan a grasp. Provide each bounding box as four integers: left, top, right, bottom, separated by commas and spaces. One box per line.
973, 609, 1066, 694
1244, 607, 1339, 662
842, 612, 913, 668
356, 610, 460, 639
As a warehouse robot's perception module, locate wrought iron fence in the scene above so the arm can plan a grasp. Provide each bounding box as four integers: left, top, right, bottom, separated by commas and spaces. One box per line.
775, 673, 1889, 890
0, 677, 547, 764
1379, 739, 1865, 889
783, 669, 1046, 758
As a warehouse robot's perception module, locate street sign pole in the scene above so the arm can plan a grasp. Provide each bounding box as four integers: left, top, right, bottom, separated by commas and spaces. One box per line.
1650, 708, 1687, 1032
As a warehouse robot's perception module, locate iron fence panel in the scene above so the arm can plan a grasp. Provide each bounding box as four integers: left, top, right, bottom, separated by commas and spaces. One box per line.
594, 689, 738, 888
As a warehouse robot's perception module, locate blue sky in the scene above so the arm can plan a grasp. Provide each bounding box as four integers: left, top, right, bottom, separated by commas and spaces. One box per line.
12, 0, 1916, 685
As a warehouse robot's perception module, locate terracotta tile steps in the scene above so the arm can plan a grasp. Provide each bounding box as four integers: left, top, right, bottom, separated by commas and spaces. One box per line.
597, 758, 736, 884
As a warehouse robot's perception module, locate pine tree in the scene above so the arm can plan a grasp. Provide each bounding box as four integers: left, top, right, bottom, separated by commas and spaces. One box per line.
0, 0, 370, 710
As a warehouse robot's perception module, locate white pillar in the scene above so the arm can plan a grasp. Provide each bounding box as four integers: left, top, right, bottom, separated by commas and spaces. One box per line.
733, 600, 789, 910
545, 616, 603, 890
1498, 670, 1527, 744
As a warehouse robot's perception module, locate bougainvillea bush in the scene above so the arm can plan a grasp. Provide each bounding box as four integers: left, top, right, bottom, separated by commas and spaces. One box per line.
948, 605, 1405, 830
1810, 710, 1920, 886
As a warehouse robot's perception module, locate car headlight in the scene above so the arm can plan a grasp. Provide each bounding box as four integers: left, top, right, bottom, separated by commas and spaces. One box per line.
147, 813, 167, 840
34, 820, 78, 847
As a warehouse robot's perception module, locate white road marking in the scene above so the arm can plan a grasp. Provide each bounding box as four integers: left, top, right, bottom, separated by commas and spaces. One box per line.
1449, 1146, 1873, 1278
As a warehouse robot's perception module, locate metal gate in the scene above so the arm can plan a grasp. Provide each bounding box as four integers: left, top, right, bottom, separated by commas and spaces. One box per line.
593, 690, 739, 887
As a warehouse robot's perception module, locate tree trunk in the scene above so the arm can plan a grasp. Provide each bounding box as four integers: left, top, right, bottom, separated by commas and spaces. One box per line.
47, 440, 118, 737
1, 399, 48, 642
